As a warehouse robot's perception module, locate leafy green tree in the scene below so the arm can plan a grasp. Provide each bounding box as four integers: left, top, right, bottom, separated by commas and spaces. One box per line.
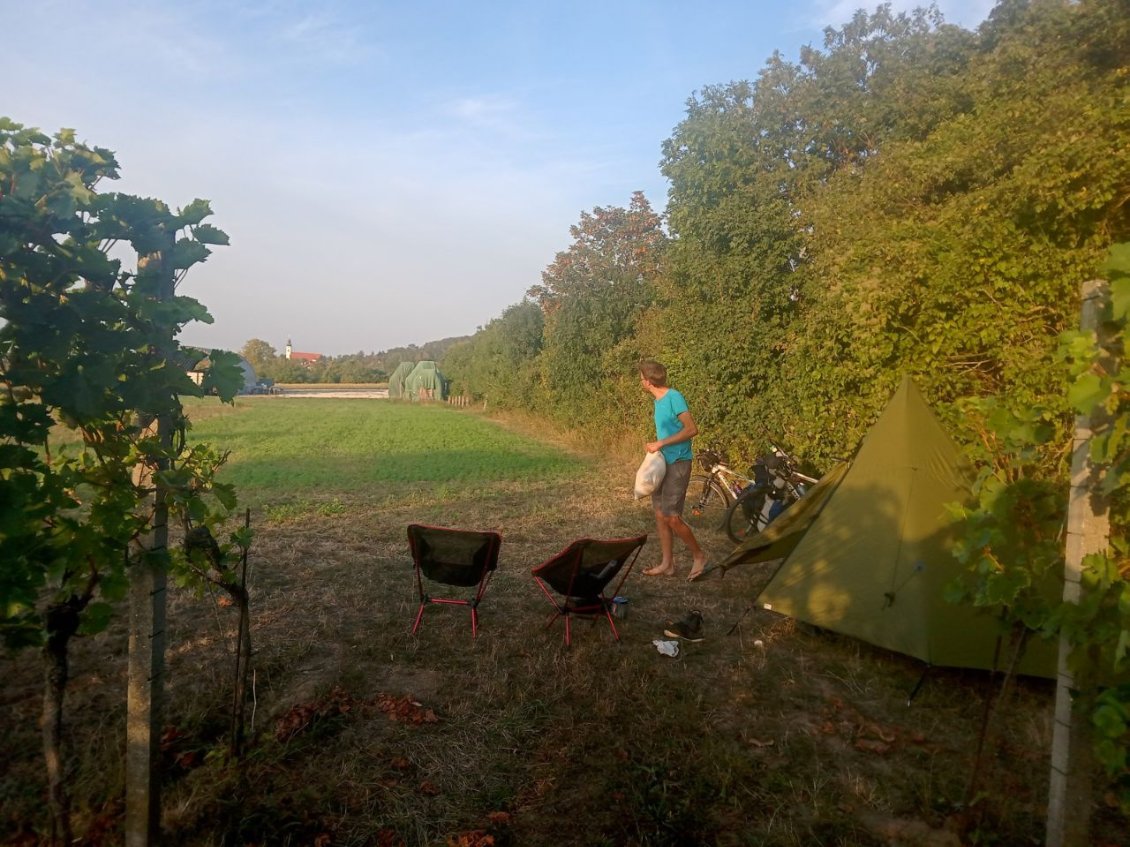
774, 0, 1130, 464
240, 338, 278, 374
270, 358, 314, 383
374, 337, 469, 377
655, 6, 983, 461
949, 244, 1130, 818
527, 191, 666, 431
0, 118, 241, 841
442, 300, 544, 406
329, 356, 385, 384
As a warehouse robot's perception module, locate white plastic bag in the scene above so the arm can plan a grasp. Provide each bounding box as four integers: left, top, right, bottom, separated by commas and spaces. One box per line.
633, 451, 667, 499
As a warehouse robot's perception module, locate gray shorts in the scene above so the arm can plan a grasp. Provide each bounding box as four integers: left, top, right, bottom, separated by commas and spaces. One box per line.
651, 458, 692, 517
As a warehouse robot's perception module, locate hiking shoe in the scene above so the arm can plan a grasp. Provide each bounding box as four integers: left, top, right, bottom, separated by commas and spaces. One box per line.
664, 609, 704, 642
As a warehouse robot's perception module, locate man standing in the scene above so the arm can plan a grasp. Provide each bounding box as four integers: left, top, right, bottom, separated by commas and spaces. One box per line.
639, 360, 707, 580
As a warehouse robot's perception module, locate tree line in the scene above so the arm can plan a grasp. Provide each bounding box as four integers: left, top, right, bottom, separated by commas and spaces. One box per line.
239, 336, 468, 384
439, 0, 1130, 814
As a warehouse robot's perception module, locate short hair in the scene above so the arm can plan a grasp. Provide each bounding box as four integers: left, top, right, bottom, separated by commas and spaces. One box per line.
638, 359, 667, 387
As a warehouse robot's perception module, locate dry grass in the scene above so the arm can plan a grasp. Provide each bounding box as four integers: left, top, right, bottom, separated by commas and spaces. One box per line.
2, 409, 1126, 846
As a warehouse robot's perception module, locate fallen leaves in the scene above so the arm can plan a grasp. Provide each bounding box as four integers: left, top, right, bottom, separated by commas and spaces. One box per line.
808, 694, 904, 754
445, 832, 493, 847
853, 738, 892, 755
375, 828, 405, 847
374, 692, 440, 725
275, 687, 440, 742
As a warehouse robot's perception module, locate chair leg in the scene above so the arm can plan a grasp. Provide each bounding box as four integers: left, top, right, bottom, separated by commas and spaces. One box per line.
564, 613, 572, 647
412, 603, 426, 635
604, 608, 620, 642
471, 607, 479, 639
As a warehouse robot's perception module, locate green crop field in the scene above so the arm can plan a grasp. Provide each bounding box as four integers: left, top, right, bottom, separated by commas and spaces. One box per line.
184, 398, 586, 506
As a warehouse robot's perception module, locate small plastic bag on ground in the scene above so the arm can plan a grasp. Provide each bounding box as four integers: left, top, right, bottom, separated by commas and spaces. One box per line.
633, 451, 666, 499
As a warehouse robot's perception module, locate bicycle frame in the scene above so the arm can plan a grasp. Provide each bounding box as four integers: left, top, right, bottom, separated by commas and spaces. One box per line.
723, 452, 820, 543
695, 451, 755, 501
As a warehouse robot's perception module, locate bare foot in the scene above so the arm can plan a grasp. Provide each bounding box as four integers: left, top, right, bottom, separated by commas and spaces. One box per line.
643, 564, 676, 577
687, 558, 709, 582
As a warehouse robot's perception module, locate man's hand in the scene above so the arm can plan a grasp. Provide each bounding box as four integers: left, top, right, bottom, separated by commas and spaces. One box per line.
645, 441, 663, 453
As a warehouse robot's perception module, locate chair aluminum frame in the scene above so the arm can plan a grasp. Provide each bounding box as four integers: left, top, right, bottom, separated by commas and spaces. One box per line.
407, 523, 502, 638
531, 535, 646, 646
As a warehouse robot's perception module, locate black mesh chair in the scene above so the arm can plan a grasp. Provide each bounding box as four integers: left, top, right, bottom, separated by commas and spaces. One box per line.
531, 535, 647, 646
407, 524, 502, 638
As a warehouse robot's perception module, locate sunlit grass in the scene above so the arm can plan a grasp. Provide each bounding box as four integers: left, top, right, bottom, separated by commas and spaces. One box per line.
183, 398, 586, 505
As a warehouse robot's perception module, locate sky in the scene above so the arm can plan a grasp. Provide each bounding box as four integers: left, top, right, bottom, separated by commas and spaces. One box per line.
3, 0, 997, 357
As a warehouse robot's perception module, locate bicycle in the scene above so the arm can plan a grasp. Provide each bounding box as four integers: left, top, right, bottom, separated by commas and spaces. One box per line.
722, 447, 819, 544
683, 449, 757, 533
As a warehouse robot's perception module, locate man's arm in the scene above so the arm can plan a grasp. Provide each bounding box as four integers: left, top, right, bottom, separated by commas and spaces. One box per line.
646, 410, 699, 453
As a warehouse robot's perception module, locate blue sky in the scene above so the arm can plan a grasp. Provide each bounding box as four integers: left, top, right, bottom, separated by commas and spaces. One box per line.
4, 0, 996, 356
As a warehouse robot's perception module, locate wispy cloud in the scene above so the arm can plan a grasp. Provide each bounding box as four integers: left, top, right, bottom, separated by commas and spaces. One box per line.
440, 93, 551, 146
271, 9, 375, 66
449, 95, 518, 123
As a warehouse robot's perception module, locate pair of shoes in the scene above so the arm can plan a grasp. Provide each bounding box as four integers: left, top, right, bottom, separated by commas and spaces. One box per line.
664, 609, 704, 642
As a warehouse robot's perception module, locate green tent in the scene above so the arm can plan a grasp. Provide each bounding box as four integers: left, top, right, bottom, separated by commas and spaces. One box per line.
404, 360, 447, 401
387, 361, 415, 399
720, 376, 1056, 678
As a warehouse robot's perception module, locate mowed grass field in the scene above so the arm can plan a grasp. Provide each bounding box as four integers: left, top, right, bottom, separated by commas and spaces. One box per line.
2, 400, 1126, 846
182, 398, 587, 518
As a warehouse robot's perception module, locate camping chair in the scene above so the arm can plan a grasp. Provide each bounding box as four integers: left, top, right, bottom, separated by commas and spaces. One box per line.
407, 524, 502, 638
531, 535, 647, 646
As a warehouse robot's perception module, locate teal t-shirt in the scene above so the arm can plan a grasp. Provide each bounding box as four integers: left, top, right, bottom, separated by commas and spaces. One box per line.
654, 388, 693, 464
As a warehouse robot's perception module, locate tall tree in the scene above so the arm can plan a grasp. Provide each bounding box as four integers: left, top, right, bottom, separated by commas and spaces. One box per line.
240, 338, 277, 374
527, 191, 665, 430
658, 78, 804, 455
657, 5, 978, 459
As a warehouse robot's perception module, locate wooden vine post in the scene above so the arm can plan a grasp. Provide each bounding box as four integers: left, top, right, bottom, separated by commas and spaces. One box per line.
1046, 279, 1110, 847
125, 228, 176, 847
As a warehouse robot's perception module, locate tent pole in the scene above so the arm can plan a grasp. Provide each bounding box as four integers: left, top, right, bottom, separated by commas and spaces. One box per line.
727, 555, 793, 635
726, 600, 757, 636
906, 665, 930, 706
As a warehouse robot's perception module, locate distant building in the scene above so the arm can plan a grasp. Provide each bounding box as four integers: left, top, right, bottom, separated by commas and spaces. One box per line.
284, 339, 323, 365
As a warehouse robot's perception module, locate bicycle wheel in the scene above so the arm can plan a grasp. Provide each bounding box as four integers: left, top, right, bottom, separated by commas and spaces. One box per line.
725, 486, 770, 544
683, 474, 730, 533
